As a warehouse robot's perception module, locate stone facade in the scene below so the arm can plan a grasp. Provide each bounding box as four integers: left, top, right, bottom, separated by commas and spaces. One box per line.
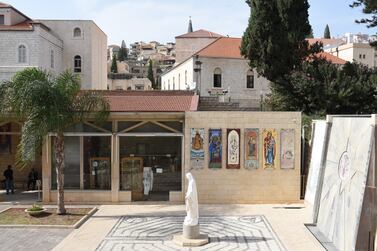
325, 42, 377, 68
40, 111, 301, 204
0, 24, 63, 82
0, 4, 107, 90
183, 112, 302, 204
41, 20, 107, 90
161, 56, 270, 109
175, 37, 218, 64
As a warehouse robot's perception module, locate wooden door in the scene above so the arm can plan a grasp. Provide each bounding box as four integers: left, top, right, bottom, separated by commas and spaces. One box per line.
120, 157, 143, 201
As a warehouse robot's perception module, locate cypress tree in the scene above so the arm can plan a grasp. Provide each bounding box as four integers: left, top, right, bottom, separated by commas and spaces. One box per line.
147, 60, 156, 89
111, 54, 118, 73
241, 0, 313, 84
118, 40, 128, 61
324, 24, 331, 38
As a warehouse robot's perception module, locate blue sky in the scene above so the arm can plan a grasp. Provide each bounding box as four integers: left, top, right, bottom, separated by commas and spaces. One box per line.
3, 0, 375, 45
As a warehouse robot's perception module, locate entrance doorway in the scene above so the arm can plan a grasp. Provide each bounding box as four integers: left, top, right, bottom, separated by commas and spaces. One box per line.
119, 136, 182, 201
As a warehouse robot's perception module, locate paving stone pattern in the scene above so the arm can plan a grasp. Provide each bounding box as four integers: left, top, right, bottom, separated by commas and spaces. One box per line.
96, 215, 286, 251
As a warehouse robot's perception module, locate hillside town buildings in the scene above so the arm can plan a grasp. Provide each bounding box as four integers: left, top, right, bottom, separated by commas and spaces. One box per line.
0, 2, 107, 90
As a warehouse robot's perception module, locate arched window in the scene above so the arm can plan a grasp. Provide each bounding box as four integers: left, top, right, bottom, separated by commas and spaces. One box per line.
50, 50, 55, 69
73, 27, 81, 37
213, 68, 222, 88
74, 55, 82, 73
246, 69, 254, 89
18, 45, 27, 63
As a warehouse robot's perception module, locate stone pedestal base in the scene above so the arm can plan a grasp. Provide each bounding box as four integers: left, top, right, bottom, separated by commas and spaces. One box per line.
173, 224, 209, 247
183, 224, 200, 239
172, 234, 209, 247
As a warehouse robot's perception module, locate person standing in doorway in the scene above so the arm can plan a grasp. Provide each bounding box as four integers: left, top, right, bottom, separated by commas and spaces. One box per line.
3, 165, 14, 194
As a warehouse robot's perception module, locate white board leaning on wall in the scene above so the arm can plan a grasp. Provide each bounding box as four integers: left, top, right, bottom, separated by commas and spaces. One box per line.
305, 120, 327, 206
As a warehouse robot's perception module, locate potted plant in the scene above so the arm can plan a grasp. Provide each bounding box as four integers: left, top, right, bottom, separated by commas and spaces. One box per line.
25, 204, 47, 216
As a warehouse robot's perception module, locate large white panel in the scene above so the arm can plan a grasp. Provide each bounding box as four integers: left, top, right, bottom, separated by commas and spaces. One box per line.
317, 117, 373, 251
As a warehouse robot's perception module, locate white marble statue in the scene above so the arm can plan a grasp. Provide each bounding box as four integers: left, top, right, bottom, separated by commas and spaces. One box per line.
184, 172, 199, 226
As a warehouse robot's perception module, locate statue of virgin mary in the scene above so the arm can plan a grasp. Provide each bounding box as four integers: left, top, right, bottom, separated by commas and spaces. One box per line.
184, 172, 199, 226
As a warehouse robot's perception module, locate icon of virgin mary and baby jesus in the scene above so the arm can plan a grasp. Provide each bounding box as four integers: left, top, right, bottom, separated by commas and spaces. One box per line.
264, 131, 276, 167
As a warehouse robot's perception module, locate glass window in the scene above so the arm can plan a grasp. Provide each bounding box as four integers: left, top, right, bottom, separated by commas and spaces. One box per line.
83, 136, 111, 190
173, 77, 175, 90
50, 50, 54, 68
51, 137, 80, 189
74, 55, 81, 73
119, 137, 182, 201
18, 45, 26, 63
0, 15, 4, 25
213, 68, 222, 88
247, 70, 254, 89
185, 71, 187, 85
73, 27, 81, 37
178, 74, 180, 89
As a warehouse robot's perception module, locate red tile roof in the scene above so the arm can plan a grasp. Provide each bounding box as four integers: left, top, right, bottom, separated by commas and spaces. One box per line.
176, 29, 224, 39
313, 52, 347, 65
196, 37, 243, 59
0, 21, 33, 31
102, 91, 199, 112
307, 38, 344, 47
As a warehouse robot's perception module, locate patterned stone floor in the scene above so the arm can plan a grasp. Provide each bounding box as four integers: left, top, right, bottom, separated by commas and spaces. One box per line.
96, 215, 286, 251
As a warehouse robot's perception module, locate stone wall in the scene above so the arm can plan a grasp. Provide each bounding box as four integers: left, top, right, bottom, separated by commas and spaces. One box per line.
184, 112, 302, 204
198, 57, 270, 108
175, 37, 217, 64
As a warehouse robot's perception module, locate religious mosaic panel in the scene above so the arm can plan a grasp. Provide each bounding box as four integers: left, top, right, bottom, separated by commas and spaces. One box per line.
262, 129, 279, 169
280, 129, 295, 169
190, 128, 205, 169
245, 129, 259, 169
209, 129, 222, 169
227, 129, 240, 169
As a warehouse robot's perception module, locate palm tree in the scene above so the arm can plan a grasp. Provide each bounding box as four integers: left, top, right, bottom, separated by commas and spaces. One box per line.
0, 68, 109, 214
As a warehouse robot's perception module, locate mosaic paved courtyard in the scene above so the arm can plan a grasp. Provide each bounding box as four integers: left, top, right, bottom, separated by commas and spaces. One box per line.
96, 215, 286, 251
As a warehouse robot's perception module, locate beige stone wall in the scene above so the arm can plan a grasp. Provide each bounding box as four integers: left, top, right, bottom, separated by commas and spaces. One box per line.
184, 112, 302, 204
175, 37, 218, 64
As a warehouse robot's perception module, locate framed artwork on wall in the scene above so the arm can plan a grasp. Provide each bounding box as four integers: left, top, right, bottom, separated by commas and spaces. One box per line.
262, 129, 279, 169
245, 129, 259, 169
190, 128, 205, 169
209, 129, 222, 169
227, 129, 240, 169
280, 129, 295, 169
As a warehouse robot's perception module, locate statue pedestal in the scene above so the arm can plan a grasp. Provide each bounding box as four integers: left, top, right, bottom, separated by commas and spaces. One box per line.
172, 224, 209, 247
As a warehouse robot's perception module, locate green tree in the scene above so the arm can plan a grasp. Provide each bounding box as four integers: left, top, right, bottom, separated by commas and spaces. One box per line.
241, 0, 313, 84
306, 28, 314, 38
0, 68, 109, 214
118, 40, 128, 61
324, 24, 331, 38
111, 54, 118, 73
351, 0, 377, 46
264, 59, 377, 115
147, 60, 156, 89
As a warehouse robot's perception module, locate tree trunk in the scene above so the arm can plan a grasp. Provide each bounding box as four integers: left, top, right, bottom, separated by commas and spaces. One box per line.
55, 133, 66, 215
